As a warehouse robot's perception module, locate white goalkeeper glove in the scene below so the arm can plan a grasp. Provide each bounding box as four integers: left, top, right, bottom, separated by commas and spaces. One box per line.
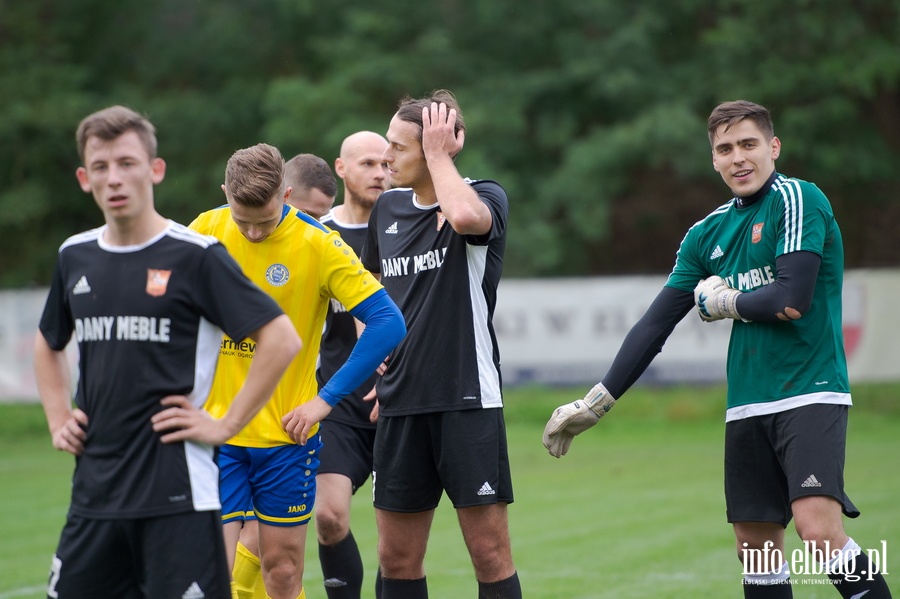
542, 382, 617, 458
693, 275, 745, 322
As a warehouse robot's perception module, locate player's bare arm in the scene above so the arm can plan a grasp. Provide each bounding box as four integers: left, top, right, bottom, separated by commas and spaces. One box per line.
422, 102, 492, 236
34, 333, 88, 456
153, 314, 301, 445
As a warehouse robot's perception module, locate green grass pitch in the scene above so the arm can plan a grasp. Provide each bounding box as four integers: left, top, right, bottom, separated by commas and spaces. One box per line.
1, 384, 897, 598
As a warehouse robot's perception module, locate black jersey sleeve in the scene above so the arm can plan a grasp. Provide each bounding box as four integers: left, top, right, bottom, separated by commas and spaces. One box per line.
464, 180, 508, 246
734, 250, 820, 322
602, 286, 695, 399
38, 258, 75, 351
360, 201, 382, 274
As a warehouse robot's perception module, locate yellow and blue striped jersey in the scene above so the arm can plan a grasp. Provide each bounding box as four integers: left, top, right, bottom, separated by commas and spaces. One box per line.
190, 204, 382, 446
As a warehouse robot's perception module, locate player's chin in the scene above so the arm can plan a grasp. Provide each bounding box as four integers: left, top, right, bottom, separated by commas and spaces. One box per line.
388, 174, 405, 187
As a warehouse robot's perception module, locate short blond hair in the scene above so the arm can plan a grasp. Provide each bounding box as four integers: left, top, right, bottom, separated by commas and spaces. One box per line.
224, 143, 286, 208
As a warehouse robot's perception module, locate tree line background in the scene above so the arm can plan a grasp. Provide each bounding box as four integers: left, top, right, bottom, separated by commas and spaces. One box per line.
2, 0, 898, 287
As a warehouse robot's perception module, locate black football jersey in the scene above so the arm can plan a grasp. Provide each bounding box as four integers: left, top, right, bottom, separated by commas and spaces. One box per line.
39, 222, 283, 519
360, 180, 508, 416
317, 210, 378, 429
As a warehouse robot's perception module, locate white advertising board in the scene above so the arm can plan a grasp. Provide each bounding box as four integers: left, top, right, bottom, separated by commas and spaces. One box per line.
2, 269, 897, 401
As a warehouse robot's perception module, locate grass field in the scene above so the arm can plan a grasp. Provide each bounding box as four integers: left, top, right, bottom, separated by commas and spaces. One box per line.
1, 384, 897, 598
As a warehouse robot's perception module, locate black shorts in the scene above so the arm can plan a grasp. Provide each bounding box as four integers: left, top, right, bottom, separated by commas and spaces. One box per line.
373, 408, 514, 512
48, 510, 230, 598
318, 419, 376, 493
725, 403, 859, 526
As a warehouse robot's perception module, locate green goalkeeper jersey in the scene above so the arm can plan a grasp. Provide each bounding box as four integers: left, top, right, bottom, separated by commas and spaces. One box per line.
665, 173, 850, 421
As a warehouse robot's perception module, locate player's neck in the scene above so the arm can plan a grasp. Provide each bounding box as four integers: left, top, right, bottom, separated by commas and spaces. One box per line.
334, 200, 371, 225
412, 183, 438, 207
103, 212, 168, 246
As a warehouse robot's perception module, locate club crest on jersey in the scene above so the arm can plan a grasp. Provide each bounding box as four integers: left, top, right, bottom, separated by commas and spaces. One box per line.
436, 211, 446, 231
146, 269, 171, 297
266, 263, 290, 287
752, 222, 764, 244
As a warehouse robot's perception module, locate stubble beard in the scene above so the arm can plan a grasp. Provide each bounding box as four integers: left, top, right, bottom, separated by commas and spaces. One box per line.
348, 188, 379, 210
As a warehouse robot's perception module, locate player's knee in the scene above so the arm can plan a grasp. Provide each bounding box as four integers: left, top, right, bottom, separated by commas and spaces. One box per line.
315, 506, 349, 544
263, 558, 303, 590
377, 540, 425, 576
468, 538, 513, 579
472, 553, 514, 582
794, 521, 842, 550
793, 500, 846, 549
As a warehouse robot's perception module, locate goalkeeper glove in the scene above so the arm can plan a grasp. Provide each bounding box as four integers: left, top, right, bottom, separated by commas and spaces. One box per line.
694, 275, 745, 322
542, 382, 616, 458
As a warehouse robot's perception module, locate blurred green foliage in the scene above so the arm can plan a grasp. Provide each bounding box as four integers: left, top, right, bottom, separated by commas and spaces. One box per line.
1, 0, 898, 286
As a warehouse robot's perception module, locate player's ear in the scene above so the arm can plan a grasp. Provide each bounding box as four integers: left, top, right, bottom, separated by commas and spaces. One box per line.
334, 157, 345, 178
712, 152, 720, 172
220, 184, 227, 197
284, 186, 293, 201
75, 167, 91, 193
150, 157, 166, 184
770, 136, 781, 160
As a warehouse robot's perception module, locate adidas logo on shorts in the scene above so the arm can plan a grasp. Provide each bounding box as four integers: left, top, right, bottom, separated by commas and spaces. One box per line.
801, 474, 822, 488
181, 581, 205, 599
477, 481, 496, 496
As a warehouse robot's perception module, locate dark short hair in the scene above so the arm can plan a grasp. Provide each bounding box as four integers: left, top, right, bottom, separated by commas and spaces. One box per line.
707, 100, 774, 146
284, 153, 337, 197
76, 105, 158, 163
395, 89, 466, 143
224, 143, 285, 208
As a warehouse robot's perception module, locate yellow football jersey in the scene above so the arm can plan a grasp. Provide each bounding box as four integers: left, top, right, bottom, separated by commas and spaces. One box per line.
189, 204, 382, 446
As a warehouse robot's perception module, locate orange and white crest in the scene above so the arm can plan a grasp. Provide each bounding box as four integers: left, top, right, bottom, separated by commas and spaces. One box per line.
146, 269, 172, 297
751, 223, 764, 244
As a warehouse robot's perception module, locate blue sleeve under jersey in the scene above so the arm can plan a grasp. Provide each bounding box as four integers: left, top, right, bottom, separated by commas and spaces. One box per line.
317, 288, 406, 407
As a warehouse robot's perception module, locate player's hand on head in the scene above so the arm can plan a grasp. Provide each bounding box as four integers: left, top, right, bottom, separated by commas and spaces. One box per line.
151, 395, 229, 445
422, 102, 464, 159
542, 382, 617, 458
51, 408, 89, 456
281, 397, 332, 445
